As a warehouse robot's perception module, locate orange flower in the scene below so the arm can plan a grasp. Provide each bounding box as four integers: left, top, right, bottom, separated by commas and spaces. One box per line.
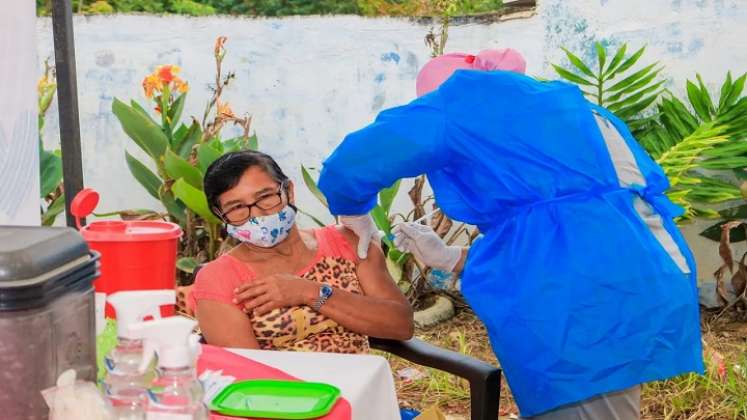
142, 74, 163, 98
157, 65, 181, 83
217, 101, 236, 119
173, 79, 189, 94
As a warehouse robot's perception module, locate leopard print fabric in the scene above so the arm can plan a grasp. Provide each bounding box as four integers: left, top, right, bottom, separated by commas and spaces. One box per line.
249, 256, 370, 354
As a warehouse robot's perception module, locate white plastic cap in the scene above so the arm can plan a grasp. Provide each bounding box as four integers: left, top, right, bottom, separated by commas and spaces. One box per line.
128, 316, 199, 372
107, 290, 176, 339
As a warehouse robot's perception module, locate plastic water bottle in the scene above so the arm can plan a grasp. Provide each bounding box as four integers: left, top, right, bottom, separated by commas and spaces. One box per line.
130, 316, 207, 420
103, 290, 176, 419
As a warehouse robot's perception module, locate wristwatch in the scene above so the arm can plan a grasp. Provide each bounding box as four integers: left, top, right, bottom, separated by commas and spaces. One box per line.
312, 284, 333, 311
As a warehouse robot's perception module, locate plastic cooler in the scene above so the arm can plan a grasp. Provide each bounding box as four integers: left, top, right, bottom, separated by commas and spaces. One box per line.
0, 226, 99, 419
71, 189, 183, 318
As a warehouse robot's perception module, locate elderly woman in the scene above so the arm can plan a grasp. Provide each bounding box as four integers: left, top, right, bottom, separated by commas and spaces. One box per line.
187, 151, 413, 353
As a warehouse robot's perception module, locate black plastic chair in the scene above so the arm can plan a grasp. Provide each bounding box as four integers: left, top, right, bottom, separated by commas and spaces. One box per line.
189, 265, 501, 420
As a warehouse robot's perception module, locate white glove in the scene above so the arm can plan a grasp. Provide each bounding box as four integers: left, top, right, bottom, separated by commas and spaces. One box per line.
392, 222, 462, 272
340, 215, 383, 259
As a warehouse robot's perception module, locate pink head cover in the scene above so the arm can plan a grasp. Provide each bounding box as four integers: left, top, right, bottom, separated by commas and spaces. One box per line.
415, 48, 527, 97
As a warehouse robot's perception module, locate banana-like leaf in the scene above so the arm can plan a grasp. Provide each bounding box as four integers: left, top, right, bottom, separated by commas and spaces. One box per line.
197, 143, 223, 173
171, 178, 221, 224
301, 165, 328, 207
561, 47, 596, 78
176, 257, 199, 274
112, 98, 168, 159
125, 150, 163, 200
175, 121, 202, 159
130, 100, 161, 128
165, 150, 204, 189
169, 93, 187, 131
297, 208, 327, 227
160, 188, 186, 225
370, 205, 393, 248
39, 148, 62, 198
42, 193, 66, 226
701, 219, 747, 242
379, 180, 401, 215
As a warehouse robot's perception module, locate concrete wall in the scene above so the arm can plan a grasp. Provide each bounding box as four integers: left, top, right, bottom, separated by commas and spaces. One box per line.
35, 0, 747, 279
1, 1, 39, 225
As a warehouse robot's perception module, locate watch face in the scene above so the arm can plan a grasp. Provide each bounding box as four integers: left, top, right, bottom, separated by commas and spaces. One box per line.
321, 284, 333, 298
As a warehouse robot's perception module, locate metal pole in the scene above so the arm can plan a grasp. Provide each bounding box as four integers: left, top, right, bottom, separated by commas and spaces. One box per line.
51, 0, 85, 228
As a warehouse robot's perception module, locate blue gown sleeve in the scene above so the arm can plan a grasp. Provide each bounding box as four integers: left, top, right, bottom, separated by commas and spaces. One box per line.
318, 97, 449, 215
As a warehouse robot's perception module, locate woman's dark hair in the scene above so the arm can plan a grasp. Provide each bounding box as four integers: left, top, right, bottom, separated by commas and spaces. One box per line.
204, 150, 290, 216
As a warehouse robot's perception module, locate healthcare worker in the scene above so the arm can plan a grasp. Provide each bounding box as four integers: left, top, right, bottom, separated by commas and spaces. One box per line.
317, 49, 704, 419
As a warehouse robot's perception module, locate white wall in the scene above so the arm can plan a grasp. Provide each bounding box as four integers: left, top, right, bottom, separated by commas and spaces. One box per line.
1, 1, 39, 225
35, 0, 747, 278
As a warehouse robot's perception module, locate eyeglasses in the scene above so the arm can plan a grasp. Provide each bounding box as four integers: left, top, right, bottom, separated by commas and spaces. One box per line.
218, 182, 286, 225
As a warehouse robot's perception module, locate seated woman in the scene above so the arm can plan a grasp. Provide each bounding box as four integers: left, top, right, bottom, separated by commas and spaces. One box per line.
187, 151, 414, 353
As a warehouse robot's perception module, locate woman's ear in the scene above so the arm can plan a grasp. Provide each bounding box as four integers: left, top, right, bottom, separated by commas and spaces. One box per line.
286, 180, 295, 205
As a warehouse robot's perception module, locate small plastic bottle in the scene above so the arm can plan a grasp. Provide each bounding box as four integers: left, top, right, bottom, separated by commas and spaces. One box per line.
130, 316, 207, 420
103, 290, 177, 420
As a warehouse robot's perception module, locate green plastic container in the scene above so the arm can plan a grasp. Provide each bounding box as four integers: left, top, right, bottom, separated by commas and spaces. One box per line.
210, 379, 341, 419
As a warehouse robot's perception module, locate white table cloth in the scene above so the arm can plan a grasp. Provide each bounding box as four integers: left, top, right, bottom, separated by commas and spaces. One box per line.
229, 349, 401, 420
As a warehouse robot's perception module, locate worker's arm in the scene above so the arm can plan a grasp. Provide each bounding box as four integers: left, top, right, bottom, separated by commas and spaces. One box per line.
318, 95, 450, 216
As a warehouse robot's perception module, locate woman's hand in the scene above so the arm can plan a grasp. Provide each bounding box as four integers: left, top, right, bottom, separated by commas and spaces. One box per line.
234, 273, 318, 315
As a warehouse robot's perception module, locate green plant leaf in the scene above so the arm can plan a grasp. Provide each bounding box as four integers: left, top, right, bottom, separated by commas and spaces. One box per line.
112, 98, 168, 159
297, 208, 327, 227
718, 71, 734, 111
606, 45, 646, 80
700, 219, 746, 242
552, 65, 594, 86
42, 193, 66, 226
379, 180, 401, 214
248, 134, 258, 151
176, 257, 199, 274
722, 73, 746, 111
607, 63, 659, 92
700, 156, 747, 170
301, 165, 328, 208
125, 150, 163, 200
603, 44, 628, 78
165, 150, 203, 189
696, 74, 716, 117
561, 47, 596, 78
39, 148, 62, 198
169, 93, 187, 129
197, 143, 223, 173
607, 80, 666, 113
130, 100, 161, 128
171, 178, 221, 224
595, 42, 607, 74
176, 121, 202, 159
605, 68, 663, 104
615, 92, 663, 119
370, 205, 393, 248
160, 189, 187, 225
686, 79, 713, 121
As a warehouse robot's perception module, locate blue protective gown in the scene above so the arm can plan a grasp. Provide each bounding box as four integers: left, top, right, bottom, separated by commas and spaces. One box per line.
317, 70, 704, 416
